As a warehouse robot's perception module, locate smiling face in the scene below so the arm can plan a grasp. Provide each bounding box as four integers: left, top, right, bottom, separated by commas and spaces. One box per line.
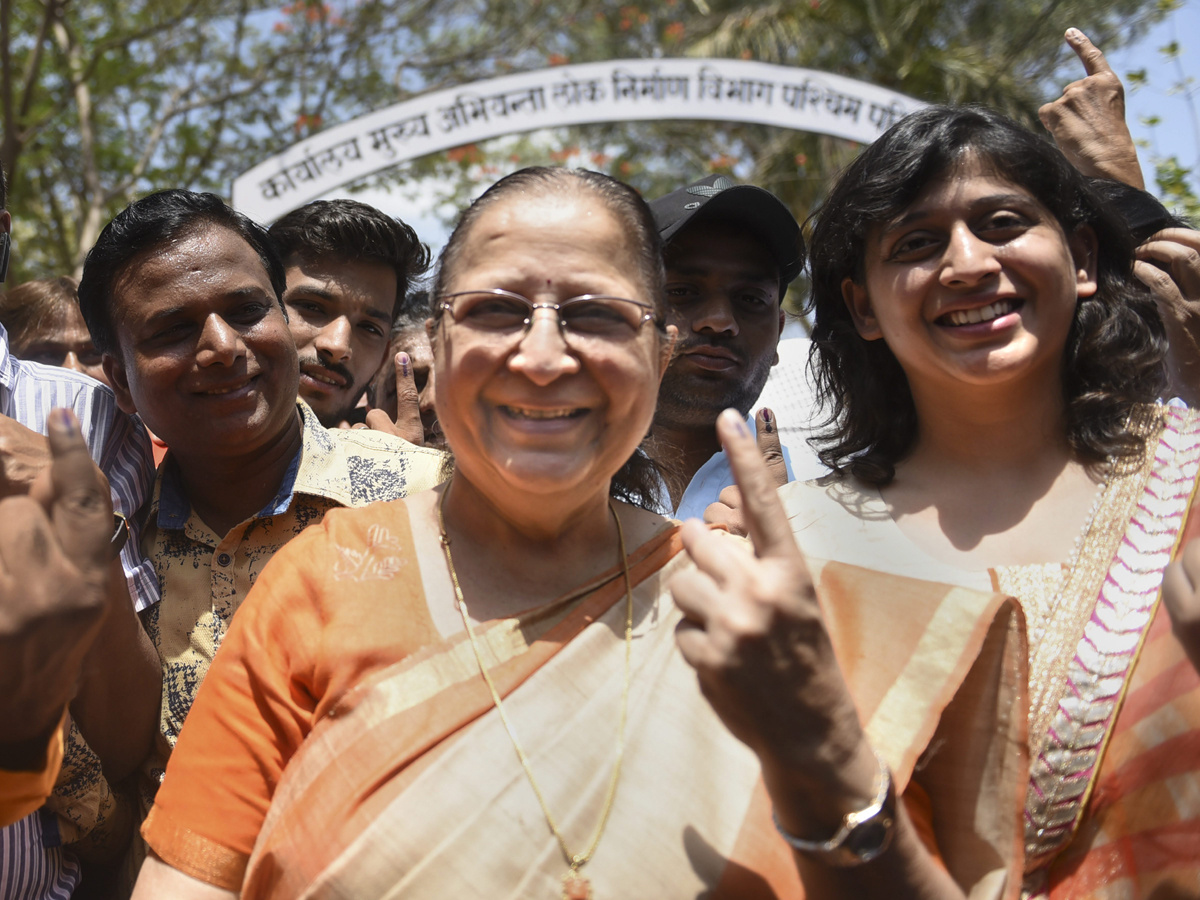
656, 220, 783, 430
283, 255, 395, 426
102, 224, 300, 459
843, 155, 1098, 401
433, 190, 671, 504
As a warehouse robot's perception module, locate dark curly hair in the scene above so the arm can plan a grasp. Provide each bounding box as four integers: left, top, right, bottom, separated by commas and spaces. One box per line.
806, 105, 1167, 486
268, 198, 431, 321
431, 166, 673, 510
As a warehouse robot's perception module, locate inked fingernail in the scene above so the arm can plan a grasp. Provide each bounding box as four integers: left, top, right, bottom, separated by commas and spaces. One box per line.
397, 352, 410, 377
762, 408, 774, 433
1066, 26, 1081, 38
722, 408, 750, 438
50, 408, 73, 432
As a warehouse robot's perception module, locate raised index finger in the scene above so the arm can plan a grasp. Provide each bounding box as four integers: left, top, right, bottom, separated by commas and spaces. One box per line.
392, 352, 425, 445
45, 409, 111, 574
717, 408, 796, 559
754, 407, 788, 488
1065, 27, 1112, 77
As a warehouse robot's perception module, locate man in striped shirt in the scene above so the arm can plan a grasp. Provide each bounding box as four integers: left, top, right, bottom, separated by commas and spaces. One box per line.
0, 171, 161, 899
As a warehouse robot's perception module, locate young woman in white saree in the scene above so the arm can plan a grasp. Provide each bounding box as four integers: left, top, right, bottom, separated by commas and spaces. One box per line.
770, 105, 1200, 898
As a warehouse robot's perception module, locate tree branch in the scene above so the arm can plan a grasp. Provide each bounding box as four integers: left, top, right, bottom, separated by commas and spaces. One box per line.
19, 0, 58, 124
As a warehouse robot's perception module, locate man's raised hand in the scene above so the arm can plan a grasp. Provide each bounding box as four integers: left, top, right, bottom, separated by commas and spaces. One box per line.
0, 410, 112, 767
704, 407, 788, 536
0, 414, 51, 499
1039, 28, 1144, 188
363, 351, 425, 445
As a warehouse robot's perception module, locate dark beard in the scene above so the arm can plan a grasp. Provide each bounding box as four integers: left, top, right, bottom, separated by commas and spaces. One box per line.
655, 352, 774, 431
297, 353, 360, 427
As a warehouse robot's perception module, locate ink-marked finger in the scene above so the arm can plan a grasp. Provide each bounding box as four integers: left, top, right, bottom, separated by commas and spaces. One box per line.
755, 408, 788, 487
718, 409, 798, 560
391, 352, 425, 445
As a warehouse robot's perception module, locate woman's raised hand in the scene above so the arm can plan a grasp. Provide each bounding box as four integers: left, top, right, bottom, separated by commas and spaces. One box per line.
704, 407, 789, 537
670, 408, 879, 841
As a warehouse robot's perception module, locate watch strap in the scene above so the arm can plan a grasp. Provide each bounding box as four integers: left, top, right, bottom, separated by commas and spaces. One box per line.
772, 749, 896, 867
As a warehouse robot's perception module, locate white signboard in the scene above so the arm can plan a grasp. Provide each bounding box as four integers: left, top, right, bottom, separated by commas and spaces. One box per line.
232, 58, 926, 223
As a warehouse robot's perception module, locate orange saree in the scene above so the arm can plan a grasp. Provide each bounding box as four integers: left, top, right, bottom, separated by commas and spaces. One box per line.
142, 496, 1027, 899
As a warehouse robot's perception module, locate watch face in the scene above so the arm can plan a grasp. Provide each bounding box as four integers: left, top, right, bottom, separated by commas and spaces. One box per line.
846, 814, 894, 862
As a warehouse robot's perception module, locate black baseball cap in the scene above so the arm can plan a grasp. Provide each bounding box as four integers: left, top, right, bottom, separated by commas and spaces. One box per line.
649, 174, 804, 284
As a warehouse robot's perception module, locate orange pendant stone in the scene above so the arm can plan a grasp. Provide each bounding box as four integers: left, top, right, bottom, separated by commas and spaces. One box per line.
561, 872, 591, 900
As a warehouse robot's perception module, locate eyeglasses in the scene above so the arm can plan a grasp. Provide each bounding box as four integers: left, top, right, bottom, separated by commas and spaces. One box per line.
439, 289, 656, 341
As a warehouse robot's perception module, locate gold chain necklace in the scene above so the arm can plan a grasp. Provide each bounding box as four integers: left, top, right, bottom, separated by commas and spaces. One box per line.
437, 481, 634, 900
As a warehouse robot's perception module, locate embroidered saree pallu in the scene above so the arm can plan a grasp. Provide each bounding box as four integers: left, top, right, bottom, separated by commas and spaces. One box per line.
142, 501, 1028, 899
1020, 405, 1200, 899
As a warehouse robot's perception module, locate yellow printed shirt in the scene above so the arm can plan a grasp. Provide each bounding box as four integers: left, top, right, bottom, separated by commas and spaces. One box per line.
138, 401, 445, 799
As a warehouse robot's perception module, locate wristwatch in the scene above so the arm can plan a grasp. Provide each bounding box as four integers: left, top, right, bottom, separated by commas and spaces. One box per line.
772, 750, 896, 867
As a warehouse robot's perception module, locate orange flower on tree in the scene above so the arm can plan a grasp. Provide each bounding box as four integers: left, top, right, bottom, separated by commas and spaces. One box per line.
447, 144, 483, 164
293, 113, 322, 134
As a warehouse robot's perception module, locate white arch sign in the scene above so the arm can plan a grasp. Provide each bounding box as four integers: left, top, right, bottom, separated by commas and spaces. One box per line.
231, 58, 926, 223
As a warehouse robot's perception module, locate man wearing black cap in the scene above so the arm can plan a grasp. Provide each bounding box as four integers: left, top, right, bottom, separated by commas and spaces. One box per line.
647, 174, 811, 519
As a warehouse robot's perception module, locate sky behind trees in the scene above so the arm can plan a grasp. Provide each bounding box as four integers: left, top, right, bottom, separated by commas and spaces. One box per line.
0, 0, 1195, 283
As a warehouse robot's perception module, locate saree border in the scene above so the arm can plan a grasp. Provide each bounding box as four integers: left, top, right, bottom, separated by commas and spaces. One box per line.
1022, 405, 1200, 878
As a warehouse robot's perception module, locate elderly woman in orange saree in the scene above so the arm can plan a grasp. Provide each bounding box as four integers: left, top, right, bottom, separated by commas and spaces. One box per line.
131, 163, 1077, 900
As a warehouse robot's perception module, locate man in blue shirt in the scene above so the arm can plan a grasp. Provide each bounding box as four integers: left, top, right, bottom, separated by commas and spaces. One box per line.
647, 175, 811, 520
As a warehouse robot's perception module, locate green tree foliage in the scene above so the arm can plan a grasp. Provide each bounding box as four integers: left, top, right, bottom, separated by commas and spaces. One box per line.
0, 0, 558, 280
0, 0, 1178, 284
1126, 9, 1199, 223
382, 0, 1174, 311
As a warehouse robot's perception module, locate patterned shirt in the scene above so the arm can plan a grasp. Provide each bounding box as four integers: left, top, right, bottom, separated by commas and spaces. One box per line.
0, 324, 157, 900
138, 401, 446, 801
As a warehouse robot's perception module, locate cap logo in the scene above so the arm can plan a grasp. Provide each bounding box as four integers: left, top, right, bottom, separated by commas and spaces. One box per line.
686, 175, 735, 197
684, 201, 701, 209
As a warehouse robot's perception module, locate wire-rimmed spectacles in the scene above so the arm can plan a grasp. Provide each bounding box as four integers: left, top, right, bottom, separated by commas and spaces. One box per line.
440, 289, 655, 341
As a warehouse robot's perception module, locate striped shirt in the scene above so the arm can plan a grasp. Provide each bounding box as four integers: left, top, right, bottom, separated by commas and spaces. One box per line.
0, 324, 157, 900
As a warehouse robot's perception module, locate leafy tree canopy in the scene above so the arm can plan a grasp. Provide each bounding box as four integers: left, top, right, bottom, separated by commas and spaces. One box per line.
0, 0, 1177, 285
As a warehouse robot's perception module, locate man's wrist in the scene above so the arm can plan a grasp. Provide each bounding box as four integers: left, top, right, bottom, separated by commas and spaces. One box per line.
1082, 150, 1145, 189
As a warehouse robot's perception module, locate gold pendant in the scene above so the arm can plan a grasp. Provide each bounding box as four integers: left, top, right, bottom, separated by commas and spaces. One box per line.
561, 870, 591, 900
